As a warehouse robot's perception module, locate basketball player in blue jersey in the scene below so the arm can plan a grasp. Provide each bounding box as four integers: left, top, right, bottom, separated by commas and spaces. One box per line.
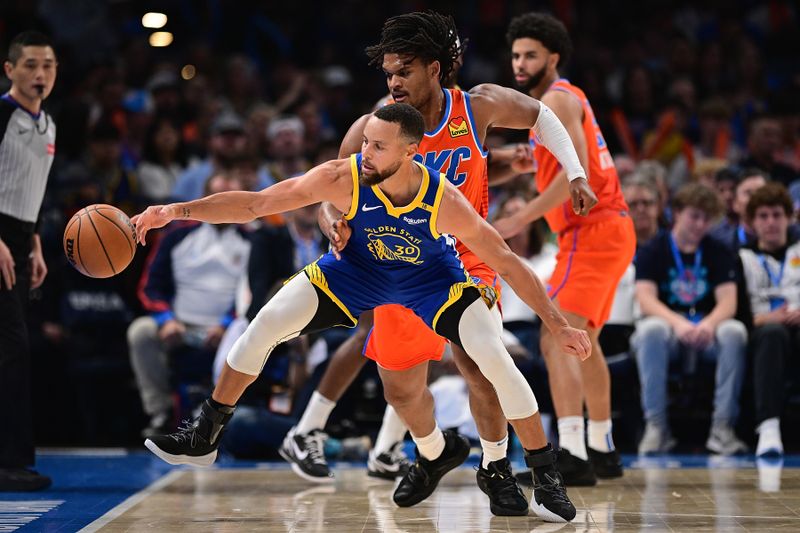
134, 104, 589, 523
282, 13, 596, 516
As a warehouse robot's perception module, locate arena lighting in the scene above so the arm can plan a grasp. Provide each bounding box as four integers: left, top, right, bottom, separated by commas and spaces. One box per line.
181, 64, 196, 80
149, 32, 173, 47
142, 12, 167, 29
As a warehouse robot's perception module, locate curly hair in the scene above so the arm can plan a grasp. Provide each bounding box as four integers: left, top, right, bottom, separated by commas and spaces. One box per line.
746, 182, 793, 222
672, 182, 723, 219
365, 11, 467, 84
506, 12, 572, 68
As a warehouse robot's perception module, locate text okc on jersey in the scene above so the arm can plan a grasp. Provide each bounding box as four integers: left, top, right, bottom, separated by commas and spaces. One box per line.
402, 216, 428, 225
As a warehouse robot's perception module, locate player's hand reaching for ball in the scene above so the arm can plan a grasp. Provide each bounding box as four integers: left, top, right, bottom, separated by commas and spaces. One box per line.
131, 205, 175, 245
569, 177, 598, 216
555, 325, 592, 361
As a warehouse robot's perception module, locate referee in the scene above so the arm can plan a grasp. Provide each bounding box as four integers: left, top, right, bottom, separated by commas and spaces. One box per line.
0, 31, 57, 492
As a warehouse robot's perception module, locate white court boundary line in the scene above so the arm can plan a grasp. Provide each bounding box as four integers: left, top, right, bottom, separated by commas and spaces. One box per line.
607, 510, 800, 521
78, 470, 184, 532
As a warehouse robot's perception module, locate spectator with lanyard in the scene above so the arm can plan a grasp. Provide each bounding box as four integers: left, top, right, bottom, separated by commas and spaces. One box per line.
633, 183, 748, 455
739, 183, 800, 457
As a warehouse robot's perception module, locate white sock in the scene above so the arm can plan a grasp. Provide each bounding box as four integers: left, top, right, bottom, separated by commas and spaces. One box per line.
588, 419, 615, 452
757, 456, 783, 493
372, 405, 408, 457
412, 426, 445, 461
480, 434, 508, 469
756, 417, 783, 457
557, 416, 587, 460
295, 391, 336, 435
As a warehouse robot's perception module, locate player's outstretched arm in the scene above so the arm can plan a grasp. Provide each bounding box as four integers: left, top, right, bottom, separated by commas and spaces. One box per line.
132, 159, 353, 245
437, 184, 591, 360
470, 83, 597, 215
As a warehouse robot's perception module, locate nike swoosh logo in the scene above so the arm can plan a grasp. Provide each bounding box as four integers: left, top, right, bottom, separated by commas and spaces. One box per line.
18, 128, 30, 135
292, 438, 309, 460
362, 203, 383, 212
376, 461, 400, 472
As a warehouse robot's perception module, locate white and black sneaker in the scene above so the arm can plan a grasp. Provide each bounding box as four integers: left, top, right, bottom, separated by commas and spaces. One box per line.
144, 399, 234, 467
279, 427, 334, 483
525, 444, 577, 523
368, 441, 411, 480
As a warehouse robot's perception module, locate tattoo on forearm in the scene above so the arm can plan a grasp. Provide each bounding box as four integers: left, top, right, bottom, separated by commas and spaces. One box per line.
182, 207, 190, 218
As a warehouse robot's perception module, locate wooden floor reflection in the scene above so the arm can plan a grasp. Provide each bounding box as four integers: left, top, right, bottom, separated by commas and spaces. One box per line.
90, 462, 800, 532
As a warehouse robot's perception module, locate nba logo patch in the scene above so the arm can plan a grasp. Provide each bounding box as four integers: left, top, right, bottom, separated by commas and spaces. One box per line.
47, 143, 55, 155
447, 116, 469, 138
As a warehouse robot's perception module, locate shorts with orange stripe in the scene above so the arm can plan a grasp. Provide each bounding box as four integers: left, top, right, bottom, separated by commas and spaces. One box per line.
364, 265, 499, 370
547, 213, 635, 329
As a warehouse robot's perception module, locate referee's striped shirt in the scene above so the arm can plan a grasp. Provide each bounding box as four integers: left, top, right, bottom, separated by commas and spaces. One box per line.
0, 93, 56, 224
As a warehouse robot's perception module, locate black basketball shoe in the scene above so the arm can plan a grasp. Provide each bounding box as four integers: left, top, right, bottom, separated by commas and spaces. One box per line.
368, 441, 410, 480
525, 444, 577, 523
393, 430, 470, 507
588, 447, 624, 479
144, 399, 234, 467
556, 448, 597, 486
279, 427, 334, 483
0, 468, 52, 492
476, 456, 529, 516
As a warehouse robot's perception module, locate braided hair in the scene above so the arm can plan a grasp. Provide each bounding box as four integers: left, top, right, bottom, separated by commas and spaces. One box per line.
365, 11, 467, 84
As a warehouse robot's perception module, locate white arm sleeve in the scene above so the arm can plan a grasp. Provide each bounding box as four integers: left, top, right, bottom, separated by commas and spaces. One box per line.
532, 102, 587, 182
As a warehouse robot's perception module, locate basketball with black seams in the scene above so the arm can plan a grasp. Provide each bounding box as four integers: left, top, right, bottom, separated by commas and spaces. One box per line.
63, 204, 137, 278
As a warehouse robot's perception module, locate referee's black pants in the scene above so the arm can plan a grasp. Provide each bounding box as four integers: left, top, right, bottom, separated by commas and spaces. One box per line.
0, 214, 35, 468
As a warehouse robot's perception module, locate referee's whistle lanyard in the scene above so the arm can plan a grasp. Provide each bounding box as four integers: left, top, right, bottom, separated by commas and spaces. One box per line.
669, 234, 703, 324
1, 92, 49, 133
758, 253, 786, 310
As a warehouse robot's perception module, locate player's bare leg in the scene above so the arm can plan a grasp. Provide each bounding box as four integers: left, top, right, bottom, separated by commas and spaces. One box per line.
433, 296, 576, 522
582, 327, 622, 478
380, 362, 470, 508
280, 311, 373, 482
315, 313, 372, 401
540, 303, 621, 484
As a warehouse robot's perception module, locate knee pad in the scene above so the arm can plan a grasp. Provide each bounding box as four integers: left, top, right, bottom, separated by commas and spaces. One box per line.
457, 298, 539, 420
227, 274, 319, 375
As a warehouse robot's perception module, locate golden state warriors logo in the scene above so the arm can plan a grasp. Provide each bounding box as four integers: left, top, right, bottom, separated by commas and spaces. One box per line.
367, 232, 423, 265
447, 116, 469, 138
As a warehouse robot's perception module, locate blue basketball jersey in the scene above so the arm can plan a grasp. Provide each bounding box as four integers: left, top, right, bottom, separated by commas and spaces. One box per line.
307, 154, 474, 329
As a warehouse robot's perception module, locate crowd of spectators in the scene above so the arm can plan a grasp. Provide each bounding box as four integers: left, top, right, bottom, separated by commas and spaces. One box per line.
2, 0, 799, 456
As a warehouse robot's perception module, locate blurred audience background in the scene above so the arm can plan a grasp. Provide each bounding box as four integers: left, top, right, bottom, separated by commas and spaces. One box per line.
5, 0, 799, 455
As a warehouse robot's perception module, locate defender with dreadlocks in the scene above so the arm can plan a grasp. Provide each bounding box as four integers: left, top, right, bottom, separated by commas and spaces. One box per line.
280, 11, 596, 518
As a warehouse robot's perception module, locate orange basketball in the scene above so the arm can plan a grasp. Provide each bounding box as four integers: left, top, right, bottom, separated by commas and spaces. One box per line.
63, 204, 137, 278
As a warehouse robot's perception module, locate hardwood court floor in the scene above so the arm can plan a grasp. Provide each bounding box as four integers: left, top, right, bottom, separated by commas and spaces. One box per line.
85, 459, 800, 532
